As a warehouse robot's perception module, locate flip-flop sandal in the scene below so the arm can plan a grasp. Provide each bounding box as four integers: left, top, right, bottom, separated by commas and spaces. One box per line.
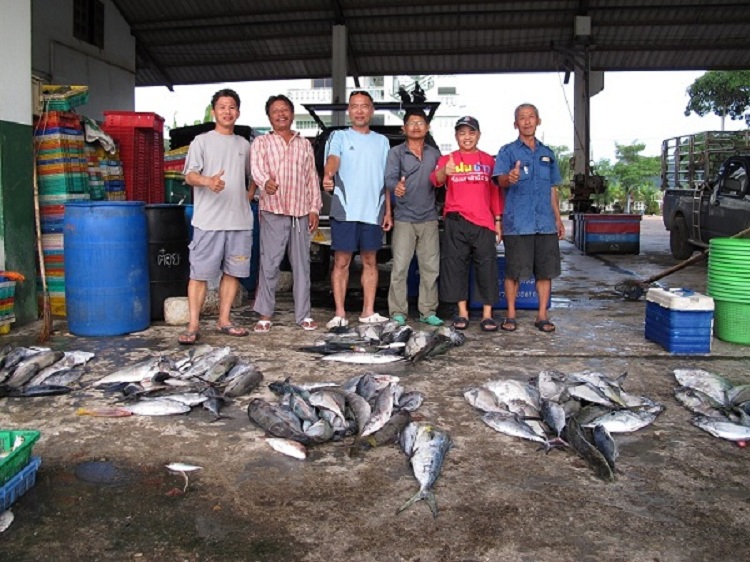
178, 331, 200, 345
217, 324, 249, 337
254, 320, 272, 333
453, 316, 469, 330
534, 319, 556, 333
480, 318, 499, 332
500, 318, 517, 332
300, 318, 318, 331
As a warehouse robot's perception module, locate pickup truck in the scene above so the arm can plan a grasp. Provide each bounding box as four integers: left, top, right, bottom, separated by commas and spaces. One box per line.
661, 131, 750, 260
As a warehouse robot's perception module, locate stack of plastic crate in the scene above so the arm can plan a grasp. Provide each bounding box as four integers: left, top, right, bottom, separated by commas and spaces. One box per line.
33, 111, 90, 317
0, 430, 41, 512
102, 111, 165, 204
164, 146, 190, 203
84, 144, 126, 201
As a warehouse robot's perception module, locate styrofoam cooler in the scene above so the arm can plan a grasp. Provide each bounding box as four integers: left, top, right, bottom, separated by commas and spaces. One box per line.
645, 288, 714, 354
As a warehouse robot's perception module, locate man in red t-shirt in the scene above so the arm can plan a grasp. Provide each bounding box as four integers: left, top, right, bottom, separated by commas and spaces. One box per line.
430, 116, 504, 332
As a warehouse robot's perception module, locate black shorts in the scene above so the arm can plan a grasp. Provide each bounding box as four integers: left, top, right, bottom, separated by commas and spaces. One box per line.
503, 234, 561, 280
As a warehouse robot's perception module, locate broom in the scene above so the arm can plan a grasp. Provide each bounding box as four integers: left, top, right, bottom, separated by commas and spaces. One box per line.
614, 224, 750, 301
33, 163, 53, 342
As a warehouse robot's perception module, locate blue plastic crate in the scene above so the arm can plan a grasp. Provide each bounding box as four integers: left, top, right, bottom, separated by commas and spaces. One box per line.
0, 457, 41, 512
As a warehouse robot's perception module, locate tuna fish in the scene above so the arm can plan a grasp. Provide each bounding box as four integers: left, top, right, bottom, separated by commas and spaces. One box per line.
265, 438, 307, 460
691, 415, 750, 441
398, 422, 452, 518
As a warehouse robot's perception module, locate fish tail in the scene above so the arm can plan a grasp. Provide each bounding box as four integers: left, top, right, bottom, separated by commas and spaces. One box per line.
397, 489, 438, 518
540, 437, 569, 453
75, 408, 92, 416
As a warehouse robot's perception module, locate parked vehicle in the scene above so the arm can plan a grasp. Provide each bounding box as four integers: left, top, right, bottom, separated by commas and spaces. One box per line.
661, 131, 750, 260
304, 101, 442, 281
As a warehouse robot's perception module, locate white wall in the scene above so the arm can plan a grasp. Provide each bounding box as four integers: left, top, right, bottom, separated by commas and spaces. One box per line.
0, 0, 32, 125
32, 0, 136, 119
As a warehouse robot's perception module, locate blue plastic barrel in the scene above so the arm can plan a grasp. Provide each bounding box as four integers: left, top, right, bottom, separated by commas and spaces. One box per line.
64, 201, 150, 336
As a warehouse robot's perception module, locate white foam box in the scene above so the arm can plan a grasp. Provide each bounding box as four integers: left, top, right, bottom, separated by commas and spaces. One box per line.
644, 288, 714, 354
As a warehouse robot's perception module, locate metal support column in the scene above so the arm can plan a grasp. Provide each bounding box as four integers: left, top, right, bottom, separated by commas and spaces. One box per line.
331, 25, 347, 127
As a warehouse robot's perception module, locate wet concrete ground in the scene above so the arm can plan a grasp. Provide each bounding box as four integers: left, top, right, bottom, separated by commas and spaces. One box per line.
2, 216, 749, 561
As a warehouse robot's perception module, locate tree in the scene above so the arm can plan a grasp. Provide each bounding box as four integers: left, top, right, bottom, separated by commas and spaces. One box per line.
549, 144, 573, 205
684, 70, 750, 130
612, 143, 660, 213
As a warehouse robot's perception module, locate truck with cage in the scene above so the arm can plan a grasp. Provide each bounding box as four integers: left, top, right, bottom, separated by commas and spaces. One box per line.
661, 131, 750, 260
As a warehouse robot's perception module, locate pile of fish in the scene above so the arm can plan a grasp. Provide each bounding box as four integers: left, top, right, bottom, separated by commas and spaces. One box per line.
0, 344, 95, 397
87, 344, 263, 419
247, 372, 420, 452
465, 370, 665, 481
673, 368, 750, 443
247, 372, 451, 516
299, 321, 466, 364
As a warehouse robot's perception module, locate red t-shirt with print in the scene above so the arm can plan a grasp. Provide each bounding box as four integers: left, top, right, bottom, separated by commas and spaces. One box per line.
430, 150, 503, 231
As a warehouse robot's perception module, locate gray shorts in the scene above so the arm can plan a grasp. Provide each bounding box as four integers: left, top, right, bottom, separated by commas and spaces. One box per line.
503, 234, 561, 281
189, 227, 253, 280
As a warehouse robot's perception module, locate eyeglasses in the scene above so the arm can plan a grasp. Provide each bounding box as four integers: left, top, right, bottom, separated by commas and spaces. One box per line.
405, 120, 426, 127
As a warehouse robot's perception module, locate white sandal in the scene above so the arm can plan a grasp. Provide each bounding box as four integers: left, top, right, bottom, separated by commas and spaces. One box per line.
254, 320, 272, 333
326, 316, 349, 330
300, 318, 318, 331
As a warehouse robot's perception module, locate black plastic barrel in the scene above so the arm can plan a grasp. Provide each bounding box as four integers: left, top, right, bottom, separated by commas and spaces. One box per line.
64, 201, 150, 336
239, 200, 261, 295
145, 204, 190, 320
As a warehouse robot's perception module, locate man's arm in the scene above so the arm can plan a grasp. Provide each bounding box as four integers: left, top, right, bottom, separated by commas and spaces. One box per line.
322, 155, 340, 191
384, 148, 401, 192
186, 170, 225, 192
551, 186, 565, 239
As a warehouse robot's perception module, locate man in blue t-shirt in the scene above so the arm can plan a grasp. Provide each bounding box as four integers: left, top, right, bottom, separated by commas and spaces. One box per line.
493, 103, 565, 334
322, 91, 392, 329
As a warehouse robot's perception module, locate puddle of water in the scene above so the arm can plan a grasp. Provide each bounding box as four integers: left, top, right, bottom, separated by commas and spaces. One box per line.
74, 460, 133, 486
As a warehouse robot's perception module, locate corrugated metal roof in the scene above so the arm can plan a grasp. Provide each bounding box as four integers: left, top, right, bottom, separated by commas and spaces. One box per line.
110, 0, 750, 88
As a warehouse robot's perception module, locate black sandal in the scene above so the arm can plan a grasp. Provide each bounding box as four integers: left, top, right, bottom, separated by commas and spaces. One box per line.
500, 318, 517, 332
453, 316, 469, 330
480, 318, 498, 332
534, 319, 556, 333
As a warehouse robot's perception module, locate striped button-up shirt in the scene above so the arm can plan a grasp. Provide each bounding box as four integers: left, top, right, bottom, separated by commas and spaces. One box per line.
251, 130, 322, 217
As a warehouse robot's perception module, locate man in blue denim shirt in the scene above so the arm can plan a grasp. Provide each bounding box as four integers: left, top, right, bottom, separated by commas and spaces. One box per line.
493, 103, 565, 333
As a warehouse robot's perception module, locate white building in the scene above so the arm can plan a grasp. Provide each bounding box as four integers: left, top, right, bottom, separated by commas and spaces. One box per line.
286, 75, 464, 151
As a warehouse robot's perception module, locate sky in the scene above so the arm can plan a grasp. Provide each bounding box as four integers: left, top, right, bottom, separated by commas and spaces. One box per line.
135, 70, 748, 163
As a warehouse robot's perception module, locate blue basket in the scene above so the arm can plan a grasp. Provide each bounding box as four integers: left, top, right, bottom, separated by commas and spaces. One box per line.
0, 457, 41, 512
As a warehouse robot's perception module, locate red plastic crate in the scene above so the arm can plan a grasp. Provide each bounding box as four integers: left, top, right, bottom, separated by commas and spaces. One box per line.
103, 111, 164, 131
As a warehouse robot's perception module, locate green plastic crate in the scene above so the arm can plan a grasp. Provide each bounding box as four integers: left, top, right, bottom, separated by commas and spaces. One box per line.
0, 430, 41, 486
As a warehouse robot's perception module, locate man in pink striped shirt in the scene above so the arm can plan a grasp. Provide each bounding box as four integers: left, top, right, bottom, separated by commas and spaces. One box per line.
250, 95, 322, 332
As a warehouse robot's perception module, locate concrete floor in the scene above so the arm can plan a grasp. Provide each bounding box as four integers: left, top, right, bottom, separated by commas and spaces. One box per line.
1, 216, 749, 562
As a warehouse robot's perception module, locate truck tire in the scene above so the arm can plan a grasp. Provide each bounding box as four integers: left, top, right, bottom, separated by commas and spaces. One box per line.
670, 216, 694, 260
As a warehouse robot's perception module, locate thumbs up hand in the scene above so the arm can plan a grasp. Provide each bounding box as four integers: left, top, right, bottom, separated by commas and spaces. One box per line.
395, 175, 406, 197
208, 169, 225, 192
508, 160, 521, 185
445, 155, 456, 176
265, 171, 279, 195
322, 171, 335, 192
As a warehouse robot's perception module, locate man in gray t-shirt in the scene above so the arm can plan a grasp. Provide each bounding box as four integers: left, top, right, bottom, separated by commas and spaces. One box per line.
179, 88, 253, 345
384, 108, 442, 327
